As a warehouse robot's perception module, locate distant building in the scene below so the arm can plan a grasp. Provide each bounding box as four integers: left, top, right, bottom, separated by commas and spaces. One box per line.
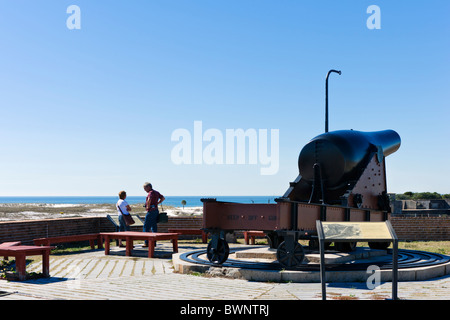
391, 199, 450, 215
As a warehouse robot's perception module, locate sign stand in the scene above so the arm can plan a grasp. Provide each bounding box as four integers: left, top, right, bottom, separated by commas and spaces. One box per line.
316, 220, 398, 300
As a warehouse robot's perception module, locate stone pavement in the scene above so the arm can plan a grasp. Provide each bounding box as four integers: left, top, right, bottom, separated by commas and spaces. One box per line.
0, 242, 449, 300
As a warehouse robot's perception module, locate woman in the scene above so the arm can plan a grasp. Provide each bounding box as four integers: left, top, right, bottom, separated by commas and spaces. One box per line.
116, 190, 132, 247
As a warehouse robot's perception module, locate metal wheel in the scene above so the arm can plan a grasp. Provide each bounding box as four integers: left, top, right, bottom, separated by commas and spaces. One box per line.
276, 241, 305, 268
207, 238, 229, 264
308, 239, 319, 250
267, 232, 284, 249
335, 241, 357, 252
369, 241, 390, 250
309, 240, 332, 251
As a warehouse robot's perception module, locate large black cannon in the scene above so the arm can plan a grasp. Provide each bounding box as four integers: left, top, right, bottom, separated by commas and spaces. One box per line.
285, 129, 401, 208
202, 71, 401, 268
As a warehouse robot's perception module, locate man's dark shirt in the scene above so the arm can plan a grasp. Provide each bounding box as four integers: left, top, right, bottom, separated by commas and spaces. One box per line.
146, 190, 163, 211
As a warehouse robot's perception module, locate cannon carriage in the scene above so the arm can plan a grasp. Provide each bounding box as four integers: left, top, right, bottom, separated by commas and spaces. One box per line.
202, 128, 401, 268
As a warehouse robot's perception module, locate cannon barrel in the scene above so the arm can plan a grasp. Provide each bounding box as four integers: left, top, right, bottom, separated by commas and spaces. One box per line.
298, 129, 401, 189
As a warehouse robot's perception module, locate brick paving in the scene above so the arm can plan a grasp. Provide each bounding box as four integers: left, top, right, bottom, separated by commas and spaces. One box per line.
0, 242, 448, 300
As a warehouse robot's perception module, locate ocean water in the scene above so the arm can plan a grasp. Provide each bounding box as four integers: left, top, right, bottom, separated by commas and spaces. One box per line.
0, 196, 279, 207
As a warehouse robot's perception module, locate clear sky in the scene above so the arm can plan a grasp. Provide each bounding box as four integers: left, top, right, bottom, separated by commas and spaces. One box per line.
0, 1, 449, 196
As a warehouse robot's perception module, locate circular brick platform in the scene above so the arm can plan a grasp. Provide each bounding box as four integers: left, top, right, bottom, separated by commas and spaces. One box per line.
173, 245, 450, 283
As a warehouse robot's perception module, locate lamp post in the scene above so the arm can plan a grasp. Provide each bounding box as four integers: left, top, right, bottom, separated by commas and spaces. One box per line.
325, 69, 341, 133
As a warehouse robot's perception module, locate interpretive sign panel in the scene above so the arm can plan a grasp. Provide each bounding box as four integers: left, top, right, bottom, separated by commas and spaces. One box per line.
320, 221, 394, 241
107, 214, 144, 229
316, 220, 398, 300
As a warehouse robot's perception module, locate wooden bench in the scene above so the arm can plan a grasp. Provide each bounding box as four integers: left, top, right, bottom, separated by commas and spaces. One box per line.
168, 229, 208, 243
0, 243, 53, 281
101, 231, 178, 258
0, 241, 22, 248
0, 241, 22, 260
33, 233, 103, 250
243, 231, 266, 245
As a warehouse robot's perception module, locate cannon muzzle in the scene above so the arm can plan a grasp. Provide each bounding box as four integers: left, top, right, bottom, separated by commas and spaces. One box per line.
298, 129, 400, 188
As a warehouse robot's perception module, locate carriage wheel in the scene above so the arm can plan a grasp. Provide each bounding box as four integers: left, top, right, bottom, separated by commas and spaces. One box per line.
267, 232, 284, 249
276, 241, 305, 268
369, 241, 390, 250
206, 238, 229, 264
309, 239, 332, 251
335, 241, 357, 252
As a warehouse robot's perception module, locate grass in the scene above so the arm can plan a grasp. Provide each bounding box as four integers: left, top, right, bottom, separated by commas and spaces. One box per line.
400, 241, 450, 255
0, 258, 44, 281
358, 241, 450, 255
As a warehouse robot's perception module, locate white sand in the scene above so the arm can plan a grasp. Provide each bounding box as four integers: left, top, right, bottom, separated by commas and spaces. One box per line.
0, 203, 203, 221
164, 206, 203, 217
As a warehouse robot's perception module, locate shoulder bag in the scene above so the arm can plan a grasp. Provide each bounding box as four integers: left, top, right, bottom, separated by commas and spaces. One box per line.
157, 204, 168, 223
117, 204, 135, 226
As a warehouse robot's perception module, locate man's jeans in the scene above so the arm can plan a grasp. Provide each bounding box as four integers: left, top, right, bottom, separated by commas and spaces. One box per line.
143, 209, 158, 245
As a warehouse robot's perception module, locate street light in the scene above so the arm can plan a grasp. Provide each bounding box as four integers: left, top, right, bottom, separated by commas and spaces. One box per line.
325, 69, 341, 133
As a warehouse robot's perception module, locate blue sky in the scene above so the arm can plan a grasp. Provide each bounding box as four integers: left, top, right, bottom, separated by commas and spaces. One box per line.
0, 1, 448, 196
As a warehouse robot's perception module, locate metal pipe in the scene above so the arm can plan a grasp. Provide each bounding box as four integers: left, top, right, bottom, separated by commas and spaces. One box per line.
325, 69, 341, 133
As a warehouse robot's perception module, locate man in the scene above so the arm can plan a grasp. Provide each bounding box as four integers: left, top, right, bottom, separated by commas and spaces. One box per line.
142, 182, 165, 247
